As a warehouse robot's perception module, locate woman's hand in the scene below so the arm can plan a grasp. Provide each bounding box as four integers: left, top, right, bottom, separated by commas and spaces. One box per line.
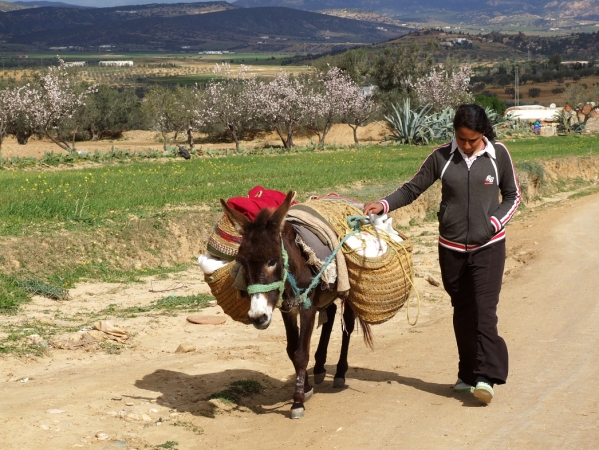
363, 202, 384, 216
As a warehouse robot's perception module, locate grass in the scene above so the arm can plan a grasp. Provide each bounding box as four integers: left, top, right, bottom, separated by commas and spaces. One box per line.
93, 294, 213, 318
0, 264, 191, 315
0, 135, 597, 236
0, 291, 213, 355
171, 421, 204, 436
0, 275, 34, 313
206, 379, 265, 405
156, 442, 179, 450
0, 318, 74, 356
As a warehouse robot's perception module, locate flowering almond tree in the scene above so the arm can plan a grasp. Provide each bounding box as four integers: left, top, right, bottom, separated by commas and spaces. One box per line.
31, 58, 96, 152
1, 84, 40, 146
194, 64, 258, 151
305, 67, 358, 147
412, 65, 474, 112
342, 88, 378, 145
254, 71, 316, 149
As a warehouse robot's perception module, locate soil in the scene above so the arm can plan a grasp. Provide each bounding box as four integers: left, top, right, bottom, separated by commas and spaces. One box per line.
1, 188, 598, 449
0, 122, 388, 160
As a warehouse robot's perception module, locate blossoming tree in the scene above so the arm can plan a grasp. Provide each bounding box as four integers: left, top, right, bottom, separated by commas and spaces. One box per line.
254, 71, 317, 149
193, 64, 259, 152
29, 59, 96, 152
412, 65, 474, 112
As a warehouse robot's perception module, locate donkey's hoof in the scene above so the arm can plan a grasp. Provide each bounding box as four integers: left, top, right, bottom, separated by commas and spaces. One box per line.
333, 377, 345, 388
313, 371, 326, 385
305, 388, 314, 402
290, 406, 305, 419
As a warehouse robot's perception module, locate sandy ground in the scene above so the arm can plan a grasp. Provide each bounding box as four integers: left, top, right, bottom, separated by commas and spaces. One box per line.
0, 123, 388, 160
1, 191, 598, 449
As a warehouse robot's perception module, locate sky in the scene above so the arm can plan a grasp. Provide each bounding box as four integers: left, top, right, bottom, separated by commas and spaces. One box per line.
11, 0, 234, 7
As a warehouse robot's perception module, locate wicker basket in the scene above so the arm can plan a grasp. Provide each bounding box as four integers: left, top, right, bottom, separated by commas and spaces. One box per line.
206, 214, 242, 261
204, 262, 251, 324
346, 229, 414, 325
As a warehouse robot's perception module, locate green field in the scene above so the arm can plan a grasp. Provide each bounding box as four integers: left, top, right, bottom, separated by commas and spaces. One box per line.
0, 135, 597, 235
13, 52, 294, 62
0, 134, 598, 313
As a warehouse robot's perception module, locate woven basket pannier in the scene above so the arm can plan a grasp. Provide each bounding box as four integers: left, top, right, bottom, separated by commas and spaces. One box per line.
346, 229, 413, 325
204, 262, 251, 324
206, 214, 242, 261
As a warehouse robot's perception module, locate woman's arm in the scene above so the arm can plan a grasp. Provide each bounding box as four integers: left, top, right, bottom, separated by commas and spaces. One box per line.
375, 148, 442, 214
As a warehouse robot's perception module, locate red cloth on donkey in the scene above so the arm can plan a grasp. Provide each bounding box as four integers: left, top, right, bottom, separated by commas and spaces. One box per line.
226, 186, 294, 220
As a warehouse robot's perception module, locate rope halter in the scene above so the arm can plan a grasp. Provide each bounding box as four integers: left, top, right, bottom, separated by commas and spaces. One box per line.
245, 243, 289, 308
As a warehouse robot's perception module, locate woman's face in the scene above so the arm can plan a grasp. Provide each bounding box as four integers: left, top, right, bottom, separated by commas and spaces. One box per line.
455, 127, 484, 156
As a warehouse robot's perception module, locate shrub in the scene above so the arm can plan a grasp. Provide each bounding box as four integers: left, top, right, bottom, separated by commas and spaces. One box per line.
528, 88, 541, 98
475, 94, 507, 116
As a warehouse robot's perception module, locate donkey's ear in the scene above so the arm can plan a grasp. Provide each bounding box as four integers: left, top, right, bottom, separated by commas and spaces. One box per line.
221, 199, 251, 234
270, 190, 295, 230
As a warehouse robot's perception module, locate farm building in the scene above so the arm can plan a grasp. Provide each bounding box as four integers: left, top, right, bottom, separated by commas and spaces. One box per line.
99, 61, 133, 67
65, 61, 87, 67
504, 105, 561, 122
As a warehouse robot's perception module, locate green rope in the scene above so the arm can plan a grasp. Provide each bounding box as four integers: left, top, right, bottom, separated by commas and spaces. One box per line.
246, 244, 289, 308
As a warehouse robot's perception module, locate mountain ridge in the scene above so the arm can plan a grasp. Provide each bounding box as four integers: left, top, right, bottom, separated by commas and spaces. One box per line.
1, 5, 406, 50
233, 0, 599, 22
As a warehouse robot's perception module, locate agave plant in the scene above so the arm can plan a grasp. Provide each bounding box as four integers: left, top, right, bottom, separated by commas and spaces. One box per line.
425, 106, 455, 142
552, 109, 585, 135
383, 98, 433, 145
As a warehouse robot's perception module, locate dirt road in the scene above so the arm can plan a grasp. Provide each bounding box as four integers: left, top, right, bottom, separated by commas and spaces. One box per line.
1, 193, 598, 449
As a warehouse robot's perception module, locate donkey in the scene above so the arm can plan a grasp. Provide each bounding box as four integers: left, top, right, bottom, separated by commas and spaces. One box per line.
221, 191, 372, 419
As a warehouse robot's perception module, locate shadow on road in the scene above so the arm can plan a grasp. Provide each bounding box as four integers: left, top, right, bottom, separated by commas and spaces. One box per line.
135, 364, 480, 420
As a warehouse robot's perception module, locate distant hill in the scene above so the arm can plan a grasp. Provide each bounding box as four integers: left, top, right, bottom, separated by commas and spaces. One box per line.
0, 1, 28, 12
2, 5, 407, 50
0, 2, 237, 37
233, 0, 599, 22
13, 1, 93, 8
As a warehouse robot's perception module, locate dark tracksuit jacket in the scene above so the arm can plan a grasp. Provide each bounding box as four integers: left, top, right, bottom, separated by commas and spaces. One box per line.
379, 139, 521, 252
378, 138, 521, 385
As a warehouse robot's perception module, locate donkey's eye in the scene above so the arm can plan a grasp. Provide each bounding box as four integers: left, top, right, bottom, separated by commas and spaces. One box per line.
267, 260, 277, 268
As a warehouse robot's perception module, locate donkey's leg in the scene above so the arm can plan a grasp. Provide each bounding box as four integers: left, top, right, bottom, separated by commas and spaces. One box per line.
281, 309, 299, 363
290, 305, 317, 419
334, 302, 355, 388
313, 302, 337, 384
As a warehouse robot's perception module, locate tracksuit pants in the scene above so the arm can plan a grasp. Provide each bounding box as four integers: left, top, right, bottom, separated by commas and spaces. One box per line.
438, 240, 509, 386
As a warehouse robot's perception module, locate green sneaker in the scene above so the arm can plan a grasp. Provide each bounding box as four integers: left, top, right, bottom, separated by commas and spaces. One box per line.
453, 378, 474, 393
473, 381, 494, 404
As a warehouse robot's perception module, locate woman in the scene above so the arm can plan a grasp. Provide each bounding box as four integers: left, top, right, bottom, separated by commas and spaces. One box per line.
364, 104, 520, 404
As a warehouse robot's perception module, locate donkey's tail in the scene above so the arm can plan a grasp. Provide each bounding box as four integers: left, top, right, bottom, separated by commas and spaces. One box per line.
358, 318, 374, 349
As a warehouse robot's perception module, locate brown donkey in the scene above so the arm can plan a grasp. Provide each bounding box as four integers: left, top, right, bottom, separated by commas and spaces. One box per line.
221, 191, 371, 419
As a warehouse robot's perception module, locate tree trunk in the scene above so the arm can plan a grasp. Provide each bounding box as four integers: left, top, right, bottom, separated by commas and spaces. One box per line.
89, 126, 99, 141
230, 127, 240, 152
45, 129, 72, 153
274, 125, 289, 149
349, 124, 359, 144
161, 130, 168, 151
318, 122, 333, 148
15, 130, 32, 145
187, 127, 194, 149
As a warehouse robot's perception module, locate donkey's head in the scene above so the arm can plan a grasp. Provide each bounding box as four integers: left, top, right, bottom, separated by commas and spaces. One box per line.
221, 191, 295, 329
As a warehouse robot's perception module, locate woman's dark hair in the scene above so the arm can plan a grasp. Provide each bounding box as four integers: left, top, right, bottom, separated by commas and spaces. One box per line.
453, 104, 496, 141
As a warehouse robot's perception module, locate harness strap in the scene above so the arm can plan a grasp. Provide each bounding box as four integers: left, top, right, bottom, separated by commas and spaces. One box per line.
246, 244, 289, 308
287, 215, 368, 309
